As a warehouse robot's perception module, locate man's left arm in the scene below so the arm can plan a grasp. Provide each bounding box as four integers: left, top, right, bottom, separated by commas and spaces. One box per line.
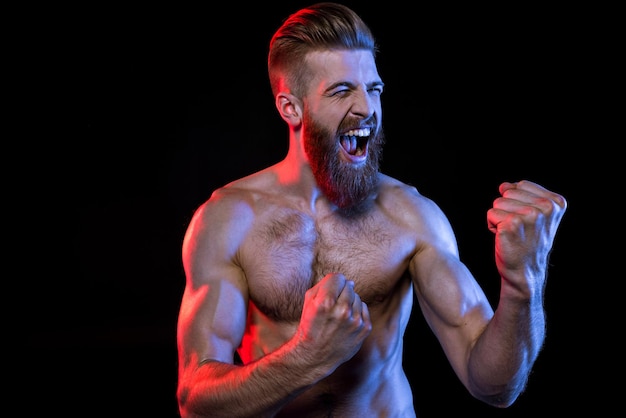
467, 180, 567, 406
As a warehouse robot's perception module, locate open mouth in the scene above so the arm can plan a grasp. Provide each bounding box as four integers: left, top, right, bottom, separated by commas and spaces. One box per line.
340, 127, 371, 157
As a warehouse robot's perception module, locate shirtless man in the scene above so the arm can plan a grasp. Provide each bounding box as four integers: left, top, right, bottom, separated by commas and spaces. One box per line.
176, 3, 568, 417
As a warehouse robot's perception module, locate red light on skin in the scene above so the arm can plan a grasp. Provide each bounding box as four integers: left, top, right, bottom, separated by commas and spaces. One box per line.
239, 302, 296, 364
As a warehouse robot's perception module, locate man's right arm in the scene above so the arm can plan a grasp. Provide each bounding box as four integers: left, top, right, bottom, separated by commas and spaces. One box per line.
176, 193, 316, 417
176, 191, 371, 417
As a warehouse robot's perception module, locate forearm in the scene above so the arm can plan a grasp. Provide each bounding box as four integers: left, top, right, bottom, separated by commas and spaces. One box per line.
178, 341, 325, 418
467, 287, 546, 407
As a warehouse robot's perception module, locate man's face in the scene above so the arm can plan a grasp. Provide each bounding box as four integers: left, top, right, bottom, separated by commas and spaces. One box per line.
301, 49, 385, 212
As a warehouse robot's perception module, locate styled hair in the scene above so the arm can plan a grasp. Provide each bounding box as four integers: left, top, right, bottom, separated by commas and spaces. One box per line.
268, 2, 378, 98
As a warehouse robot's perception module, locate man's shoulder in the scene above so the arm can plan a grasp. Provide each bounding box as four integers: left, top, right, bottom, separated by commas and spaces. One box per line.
208, 168, 275, 200
379, 174, 421, 199
378, 174, 445, 219
199, 168, 289, 218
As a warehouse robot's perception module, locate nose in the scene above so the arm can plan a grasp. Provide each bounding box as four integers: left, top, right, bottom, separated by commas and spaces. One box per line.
349, 88, 376, 119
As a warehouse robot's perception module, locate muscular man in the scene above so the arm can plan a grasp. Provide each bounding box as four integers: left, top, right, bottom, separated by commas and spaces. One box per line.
176, 3, 567, 417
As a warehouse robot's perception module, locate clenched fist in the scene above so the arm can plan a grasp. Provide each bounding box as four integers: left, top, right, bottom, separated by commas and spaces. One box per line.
294, 273, 372, 375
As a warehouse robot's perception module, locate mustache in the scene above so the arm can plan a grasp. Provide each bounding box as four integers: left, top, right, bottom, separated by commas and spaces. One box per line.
338, 115, 377, 133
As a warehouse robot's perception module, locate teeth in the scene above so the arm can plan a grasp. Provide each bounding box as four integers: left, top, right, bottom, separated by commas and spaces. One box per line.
344, 128, 370, 137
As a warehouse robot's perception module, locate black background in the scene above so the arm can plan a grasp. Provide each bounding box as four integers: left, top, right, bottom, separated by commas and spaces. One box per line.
34, 1, 612, 416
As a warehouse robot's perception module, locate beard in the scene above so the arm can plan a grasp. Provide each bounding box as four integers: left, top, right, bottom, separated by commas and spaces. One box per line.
303, 112, 385, 215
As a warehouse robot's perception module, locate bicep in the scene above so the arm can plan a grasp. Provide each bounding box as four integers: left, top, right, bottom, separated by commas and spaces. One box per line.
411, 246, 493, 383
412, 246, 492, 331
178, 268, 248, 366
178, 197, 251, 369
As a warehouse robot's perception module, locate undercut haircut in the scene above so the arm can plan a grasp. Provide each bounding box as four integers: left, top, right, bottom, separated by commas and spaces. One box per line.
268, 2, 378, 98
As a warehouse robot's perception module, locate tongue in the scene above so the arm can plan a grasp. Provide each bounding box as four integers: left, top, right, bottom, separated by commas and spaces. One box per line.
341, 136, 357, 154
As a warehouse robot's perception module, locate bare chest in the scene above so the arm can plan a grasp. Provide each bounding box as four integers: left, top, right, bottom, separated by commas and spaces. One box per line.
240, 208, 413, 322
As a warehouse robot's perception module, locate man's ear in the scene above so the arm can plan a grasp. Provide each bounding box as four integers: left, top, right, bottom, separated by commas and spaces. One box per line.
275, 93, 303, 126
